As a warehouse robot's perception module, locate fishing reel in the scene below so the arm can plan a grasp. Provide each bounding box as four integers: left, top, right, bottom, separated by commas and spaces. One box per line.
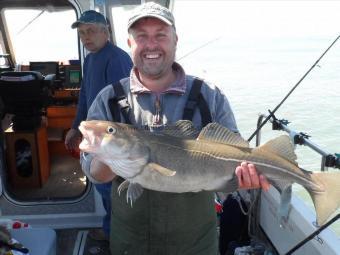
324, 153, 340, 169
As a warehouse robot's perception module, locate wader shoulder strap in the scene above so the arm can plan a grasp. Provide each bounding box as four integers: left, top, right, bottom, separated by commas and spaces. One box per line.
108, 82, 132, 124
109, 79, 212, 126
108, 82, 131, 184
183, 78, 212, 127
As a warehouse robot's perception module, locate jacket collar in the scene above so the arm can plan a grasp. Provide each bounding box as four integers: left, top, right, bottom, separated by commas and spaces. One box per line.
130, 62, 186, 94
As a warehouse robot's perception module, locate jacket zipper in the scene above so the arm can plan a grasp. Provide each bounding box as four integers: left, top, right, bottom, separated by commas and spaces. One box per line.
152, 94, 162, 126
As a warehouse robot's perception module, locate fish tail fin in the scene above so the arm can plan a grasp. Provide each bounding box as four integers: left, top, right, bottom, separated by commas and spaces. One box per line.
308, 171, 340, 225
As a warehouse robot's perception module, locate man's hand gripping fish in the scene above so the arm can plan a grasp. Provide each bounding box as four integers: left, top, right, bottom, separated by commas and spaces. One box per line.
79, 120, 340, 226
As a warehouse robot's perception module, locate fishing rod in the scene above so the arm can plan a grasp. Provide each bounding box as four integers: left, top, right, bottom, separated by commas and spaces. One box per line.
17, 10, 45, 35
248, 34, 340, 142
176, 37, 222, 61
284, 213, 340, 255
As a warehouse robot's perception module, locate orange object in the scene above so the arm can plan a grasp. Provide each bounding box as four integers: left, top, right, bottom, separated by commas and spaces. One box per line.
47, 105, 77, 157
47, 105, 77, 129
5, 126, 50, 188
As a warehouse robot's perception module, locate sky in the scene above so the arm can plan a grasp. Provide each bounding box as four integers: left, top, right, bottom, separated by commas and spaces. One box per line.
173, 0, 340, 38
4, 0, 340, 63
111, 0, 340, 54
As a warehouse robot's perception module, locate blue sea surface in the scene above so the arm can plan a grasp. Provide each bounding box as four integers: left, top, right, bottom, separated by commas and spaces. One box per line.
175, 5, 340, 236
178, 35, 340, 167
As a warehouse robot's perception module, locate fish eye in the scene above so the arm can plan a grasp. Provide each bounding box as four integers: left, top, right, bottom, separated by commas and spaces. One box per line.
107, 126, 116, 134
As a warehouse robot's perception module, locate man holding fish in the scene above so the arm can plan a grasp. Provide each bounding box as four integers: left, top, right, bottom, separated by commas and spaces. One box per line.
79, 2, 270, 254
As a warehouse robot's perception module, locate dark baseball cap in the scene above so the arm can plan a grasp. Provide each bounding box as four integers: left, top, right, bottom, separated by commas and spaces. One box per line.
71, 10, 107, 29
127, 2, 175, 30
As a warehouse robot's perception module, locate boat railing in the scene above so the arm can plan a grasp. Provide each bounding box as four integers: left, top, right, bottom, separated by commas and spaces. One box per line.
254, 113, 340, 255
255, 113, 340, 171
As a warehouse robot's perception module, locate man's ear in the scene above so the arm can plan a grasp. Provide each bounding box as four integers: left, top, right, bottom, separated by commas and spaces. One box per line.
127, 36, 132, 48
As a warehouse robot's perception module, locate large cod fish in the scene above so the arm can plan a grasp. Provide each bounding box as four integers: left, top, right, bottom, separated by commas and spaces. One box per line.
79, 120, 340, 225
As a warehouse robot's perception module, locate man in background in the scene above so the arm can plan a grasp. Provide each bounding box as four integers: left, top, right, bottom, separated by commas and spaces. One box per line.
65, 10, 132, 240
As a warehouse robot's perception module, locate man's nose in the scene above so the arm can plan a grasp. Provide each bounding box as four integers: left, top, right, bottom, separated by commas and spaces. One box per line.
145, 36, 159, 48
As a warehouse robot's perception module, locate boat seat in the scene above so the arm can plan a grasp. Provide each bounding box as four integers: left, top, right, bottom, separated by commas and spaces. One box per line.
0, 71, 51, 131
9, 227, 56, 255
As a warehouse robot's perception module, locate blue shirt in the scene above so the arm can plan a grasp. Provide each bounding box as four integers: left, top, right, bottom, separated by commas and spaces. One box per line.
72, 41, 132, 129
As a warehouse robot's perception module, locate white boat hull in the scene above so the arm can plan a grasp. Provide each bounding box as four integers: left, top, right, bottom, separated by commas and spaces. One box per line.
260, 187, 340, 255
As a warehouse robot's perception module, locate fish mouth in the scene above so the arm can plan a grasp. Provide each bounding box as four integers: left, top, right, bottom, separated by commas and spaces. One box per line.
78, 138, 90, 151
78, 122, 97, 152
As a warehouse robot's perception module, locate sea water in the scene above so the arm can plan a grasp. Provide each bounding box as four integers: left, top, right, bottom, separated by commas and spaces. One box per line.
174, 1, 340, 236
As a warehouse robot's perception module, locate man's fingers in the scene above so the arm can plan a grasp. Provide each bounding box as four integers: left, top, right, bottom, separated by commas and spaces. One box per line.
240, 162, 251, 188
248, 163, 260, 188
235, 162, 270, 191
260, 175, 271, 191
235, 166, 243, 187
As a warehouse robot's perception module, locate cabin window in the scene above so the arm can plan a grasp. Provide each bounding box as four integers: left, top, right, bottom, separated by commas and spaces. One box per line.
3, 9, 78, 64
111, 5, 137, 52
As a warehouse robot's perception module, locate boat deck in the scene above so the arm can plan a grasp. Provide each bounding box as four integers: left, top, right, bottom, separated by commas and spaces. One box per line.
56, 228, 110, 255
6, 154, 86, 201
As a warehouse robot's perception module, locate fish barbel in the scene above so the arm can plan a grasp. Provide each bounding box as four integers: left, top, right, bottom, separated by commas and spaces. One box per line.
79, 120, 340, 225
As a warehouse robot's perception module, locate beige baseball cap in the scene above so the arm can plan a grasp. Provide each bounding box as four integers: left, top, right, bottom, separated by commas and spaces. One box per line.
127, 2, 175, 30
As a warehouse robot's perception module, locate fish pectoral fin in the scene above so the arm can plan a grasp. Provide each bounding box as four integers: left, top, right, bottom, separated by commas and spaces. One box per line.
126, 182, 144, 206
145, 163, 176, 176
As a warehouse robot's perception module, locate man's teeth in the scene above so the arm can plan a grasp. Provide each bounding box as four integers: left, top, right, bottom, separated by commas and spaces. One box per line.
145, 54, 159, 59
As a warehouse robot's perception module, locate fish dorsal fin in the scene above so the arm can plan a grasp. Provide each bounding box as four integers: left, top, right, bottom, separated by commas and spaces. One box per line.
255, 135, 298, 165
163, 120, 199, 139
197, 123, 249, 148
